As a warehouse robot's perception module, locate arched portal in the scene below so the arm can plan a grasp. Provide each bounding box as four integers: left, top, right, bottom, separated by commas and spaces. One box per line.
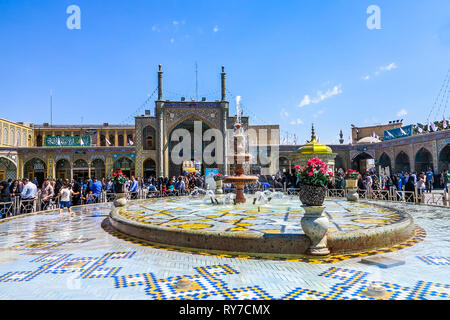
378, 152, 392, 175
352, 152, 374, 173
168, 118, 213, 177
24, 158, 46, 186
0, 157, 17, 181
395, 151, 410, 173
143, 158, 156, 179
118, 134, 124, 146
279, 157, 290, 173
113, 156, 135, 178
439, 144, 450, 171
91, 159, 106, 179
56, 159, 71, 180
143, 126, 156, 150
36, 135, 43, 147
335, 155, 346, 172
415, 148, 433, 173
73, 159, 89, 181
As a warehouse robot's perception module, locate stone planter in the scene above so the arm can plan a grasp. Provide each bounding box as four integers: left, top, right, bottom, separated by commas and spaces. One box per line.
301, 205, 330, 255
345, 179, 358, 189
215, 180, 223, 194
115, 183, 125, 194
345, 179, 359, 202
113, 183, 127, 207
298, 184, 326, 206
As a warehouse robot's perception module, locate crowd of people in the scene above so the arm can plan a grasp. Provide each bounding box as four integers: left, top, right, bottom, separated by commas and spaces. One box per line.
1, 167, 450, 217
329, 167, 450, 202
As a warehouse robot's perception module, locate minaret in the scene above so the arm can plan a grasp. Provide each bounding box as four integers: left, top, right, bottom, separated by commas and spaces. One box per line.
158, 64, 163, 101
311, 124, 317, 142
221, 66, 226, 101
339, 130, 344, 144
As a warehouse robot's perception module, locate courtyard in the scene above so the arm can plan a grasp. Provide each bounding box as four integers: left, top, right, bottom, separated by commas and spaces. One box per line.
0, 199, 448, 300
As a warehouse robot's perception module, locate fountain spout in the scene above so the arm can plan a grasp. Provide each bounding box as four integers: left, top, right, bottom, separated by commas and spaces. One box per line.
223, 120, 258, 204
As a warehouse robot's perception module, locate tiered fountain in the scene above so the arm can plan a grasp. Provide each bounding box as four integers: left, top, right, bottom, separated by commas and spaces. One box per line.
107, 98, 417, 258
223, 110, 258, 204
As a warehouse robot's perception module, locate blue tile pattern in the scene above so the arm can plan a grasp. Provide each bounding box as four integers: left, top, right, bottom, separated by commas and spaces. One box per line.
0, 201, 448, 300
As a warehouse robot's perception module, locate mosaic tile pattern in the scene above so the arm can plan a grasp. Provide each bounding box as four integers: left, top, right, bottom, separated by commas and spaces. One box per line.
119, 198, 407, 234
102, 218, 426, 263
282, 267, 450, 300
417, 256, 450, 265
0, 200, 448, 300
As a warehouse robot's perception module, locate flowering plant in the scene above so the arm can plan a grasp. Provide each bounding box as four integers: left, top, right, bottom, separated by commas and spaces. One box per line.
213, 173, 223, 181
112, 170, 128, 184
294, 157, 333, 187
344, 169, 361, 180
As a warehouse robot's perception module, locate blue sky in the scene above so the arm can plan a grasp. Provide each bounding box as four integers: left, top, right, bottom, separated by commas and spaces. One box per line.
1, 0, 449, 143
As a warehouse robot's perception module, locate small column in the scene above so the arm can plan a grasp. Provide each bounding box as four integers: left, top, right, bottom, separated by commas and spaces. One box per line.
115, 130, 118, 147
97, 131, 101, 146
158, 64, 163, 101
88, 162, 92, 179
221, 66, 226, 101
17, 157, 23, 179
223, 108, 228, 175
158, 107, 164, 177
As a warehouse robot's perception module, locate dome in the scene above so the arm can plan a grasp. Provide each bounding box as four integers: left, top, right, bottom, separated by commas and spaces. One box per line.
297, 139, 333, 154
357, 136, 381, 144
297, 125, 333, 154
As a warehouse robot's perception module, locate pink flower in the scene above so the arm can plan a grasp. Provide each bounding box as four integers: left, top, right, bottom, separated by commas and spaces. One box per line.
308, 171, 313, 176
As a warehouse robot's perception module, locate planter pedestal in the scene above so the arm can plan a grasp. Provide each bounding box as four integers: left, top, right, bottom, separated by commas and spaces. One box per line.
114, 193, 128, 207
346, 189, 359, 202
301, 205, 330, 256
345, 179, 359, 202
215, 180, 223, 194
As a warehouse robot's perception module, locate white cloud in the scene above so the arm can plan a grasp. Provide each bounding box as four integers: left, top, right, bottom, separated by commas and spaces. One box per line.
299, 95, 311, 107
213, 25, 219, 32
290, 118, 304, 125
380, 62, 397, 71
311, 85, 342, 104
299, 85, 342, 108
397, 109, 407, 117
170, 38, 175, 43
151, 25, 159, 32
173, 21, 179, 25
362, 62, 397, 81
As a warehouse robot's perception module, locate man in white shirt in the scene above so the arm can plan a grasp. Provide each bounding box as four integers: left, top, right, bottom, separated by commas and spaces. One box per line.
21, 179, 38, 213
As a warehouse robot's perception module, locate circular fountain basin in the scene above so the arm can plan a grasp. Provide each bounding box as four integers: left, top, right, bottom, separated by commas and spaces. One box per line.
108, 196, 415, 256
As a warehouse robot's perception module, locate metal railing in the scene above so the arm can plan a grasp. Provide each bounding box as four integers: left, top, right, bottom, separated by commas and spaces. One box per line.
2, 184, 449, 219
325, 187, 449, 207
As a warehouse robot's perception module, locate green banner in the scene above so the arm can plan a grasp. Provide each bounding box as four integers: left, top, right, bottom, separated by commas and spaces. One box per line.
44, 136, 91, 147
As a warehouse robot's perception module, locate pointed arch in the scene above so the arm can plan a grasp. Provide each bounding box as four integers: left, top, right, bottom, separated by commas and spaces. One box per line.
415, 147, 433, 173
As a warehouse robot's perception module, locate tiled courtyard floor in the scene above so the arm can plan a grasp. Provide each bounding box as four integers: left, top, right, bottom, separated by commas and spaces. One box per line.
0, 200, 448, 300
